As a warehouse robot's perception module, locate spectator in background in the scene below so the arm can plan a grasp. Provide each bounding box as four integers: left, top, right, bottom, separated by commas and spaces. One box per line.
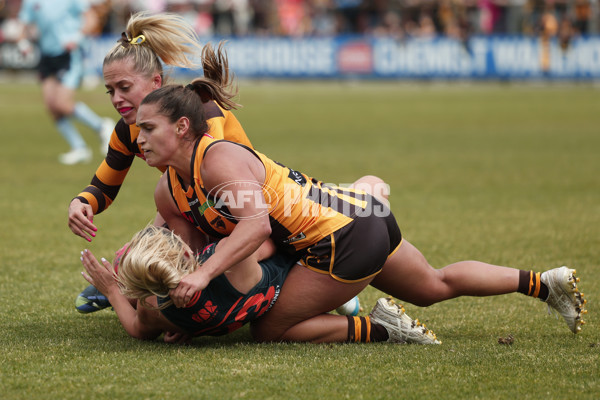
334, 0, 363, 33
573, 0, 591, 36
538, 0, 558, 74
17, 0, 114, 164
12, 1, 597, 45
82, 0, 112, 89
309, 0, 338, 37
275, 0, 310, 36
506, 0, 527, 34
249, 0, 276, 35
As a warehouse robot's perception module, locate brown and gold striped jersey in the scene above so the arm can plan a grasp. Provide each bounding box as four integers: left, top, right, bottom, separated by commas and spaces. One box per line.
75, 101, 251, 214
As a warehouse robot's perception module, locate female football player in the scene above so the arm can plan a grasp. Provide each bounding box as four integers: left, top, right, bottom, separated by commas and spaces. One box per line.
68, 11, 250, 244
80, 224, 439, 344
128, 80, 586, 344
17, 0, 114, 164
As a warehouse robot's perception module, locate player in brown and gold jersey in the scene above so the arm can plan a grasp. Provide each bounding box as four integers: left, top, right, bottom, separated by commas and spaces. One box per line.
129, 81, 586, 343
68, 12, 251, 243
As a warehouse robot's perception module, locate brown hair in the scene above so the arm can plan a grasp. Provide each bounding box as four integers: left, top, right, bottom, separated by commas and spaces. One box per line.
140, 42, 240, 140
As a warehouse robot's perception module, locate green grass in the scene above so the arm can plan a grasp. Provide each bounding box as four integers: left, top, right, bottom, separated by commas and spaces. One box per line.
0, 80, 598, 399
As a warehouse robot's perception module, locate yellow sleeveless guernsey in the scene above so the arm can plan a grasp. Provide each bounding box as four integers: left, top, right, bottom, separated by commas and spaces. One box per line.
167, 136, 370, 254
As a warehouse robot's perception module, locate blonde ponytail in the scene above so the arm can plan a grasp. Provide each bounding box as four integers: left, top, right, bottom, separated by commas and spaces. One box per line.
104, 11, 203, 79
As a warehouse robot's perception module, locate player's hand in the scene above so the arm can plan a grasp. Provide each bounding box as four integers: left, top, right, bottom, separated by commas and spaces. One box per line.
80, 249, 118, 296
163, 331, 192, 345
169, 270, 210, 308
68, 198, 98, 242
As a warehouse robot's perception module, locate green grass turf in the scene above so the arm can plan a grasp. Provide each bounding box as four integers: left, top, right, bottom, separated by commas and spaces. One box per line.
0, 80, 598, 399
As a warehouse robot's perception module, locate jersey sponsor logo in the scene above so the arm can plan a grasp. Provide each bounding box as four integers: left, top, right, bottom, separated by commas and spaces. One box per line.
282, 232, 306, 244
192, 300, 218, 323
206, 180, 279, 220
268, 285, 281, 312
288, 169, 306, 186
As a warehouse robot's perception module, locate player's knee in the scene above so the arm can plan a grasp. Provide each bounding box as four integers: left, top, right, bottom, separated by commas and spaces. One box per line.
48, 104, 68, 119
413, 269, 454, 307
395, 267, 448, 307
352, 175, 390, 203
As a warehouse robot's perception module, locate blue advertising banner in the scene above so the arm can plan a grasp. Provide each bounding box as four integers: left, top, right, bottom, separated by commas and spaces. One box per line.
4, 35, 600, 80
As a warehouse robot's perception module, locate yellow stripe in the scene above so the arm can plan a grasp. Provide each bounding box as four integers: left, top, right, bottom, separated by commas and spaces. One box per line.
533, 272, 541, 298
354, 317, 361, 343
320, 185, 368, 210
79, 192, 99, 214
365, 316, 371, 343
528, 271, 534, 296
329, 233, 336, 273
386, 238, 404, 260
297, 260, 330, 276
330, 268, 382, 283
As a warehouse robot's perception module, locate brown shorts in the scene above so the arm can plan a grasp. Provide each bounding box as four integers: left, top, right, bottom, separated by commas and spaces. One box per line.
299, 197, 402, 283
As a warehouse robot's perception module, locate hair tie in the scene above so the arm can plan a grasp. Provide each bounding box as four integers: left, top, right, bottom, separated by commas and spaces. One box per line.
130, 35, 146, 45
119, 33, 146, 48
119, 32, 131, 48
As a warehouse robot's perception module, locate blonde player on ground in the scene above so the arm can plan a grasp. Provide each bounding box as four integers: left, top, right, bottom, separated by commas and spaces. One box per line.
80, 224, 440, 344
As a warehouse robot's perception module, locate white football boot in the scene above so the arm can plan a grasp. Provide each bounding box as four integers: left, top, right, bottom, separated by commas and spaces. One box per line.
540, 266, 587, 333
369, 297, 441, 344
58, 147, 92, 165
99, 117, 115, 154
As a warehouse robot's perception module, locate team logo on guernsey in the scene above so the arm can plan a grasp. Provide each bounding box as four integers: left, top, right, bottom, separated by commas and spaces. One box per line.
207, 180, 279, 220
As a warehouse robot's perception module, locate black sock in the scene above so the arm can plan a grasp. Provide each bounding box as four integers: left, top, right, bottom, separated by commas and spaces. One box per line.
346, 316, 389, 342
517, 270, 549, 301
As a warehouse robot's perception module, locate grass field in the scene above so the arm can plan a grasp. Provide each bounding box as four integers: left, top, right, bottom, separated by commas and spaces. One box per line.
0, 79, 599, 399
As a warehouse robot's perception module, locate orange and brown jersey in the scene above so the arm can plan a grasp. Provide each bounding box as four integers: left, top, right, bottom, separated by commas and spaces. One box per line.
74, 101, 252, 214
167, 137, 371, 254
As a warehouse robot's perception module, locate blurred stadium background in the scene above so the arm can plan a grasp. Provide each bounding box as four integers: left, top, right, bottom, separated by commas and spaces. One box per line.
1, 0, 600, 81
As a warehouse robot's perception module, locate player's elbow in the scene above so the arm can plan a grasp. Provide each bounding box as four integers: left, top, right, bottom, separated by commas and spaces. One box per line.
252, 219, 271, 245
128, 329, 160, 341
125, 320, 161, 341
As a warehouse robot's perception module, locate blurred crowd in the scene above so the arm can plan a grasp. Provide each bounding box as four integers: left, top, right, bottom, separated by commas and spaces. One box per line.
0, 0, 598, 42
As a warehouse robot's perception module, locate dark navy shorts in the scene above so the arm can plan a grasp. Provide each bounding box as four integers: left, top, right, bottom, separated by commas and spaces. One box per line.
299, 196, 402, 282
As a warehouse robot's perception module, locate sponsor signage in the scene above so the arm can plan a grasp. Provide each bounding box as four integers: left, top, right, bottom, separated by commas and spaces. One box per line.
5, 35, 599, 79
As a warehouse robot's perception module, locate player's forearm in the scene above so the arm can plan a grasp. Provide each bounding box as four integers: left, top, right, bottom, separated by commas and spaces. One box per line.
201, 219, 271, 281
104, 290, 161, 340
